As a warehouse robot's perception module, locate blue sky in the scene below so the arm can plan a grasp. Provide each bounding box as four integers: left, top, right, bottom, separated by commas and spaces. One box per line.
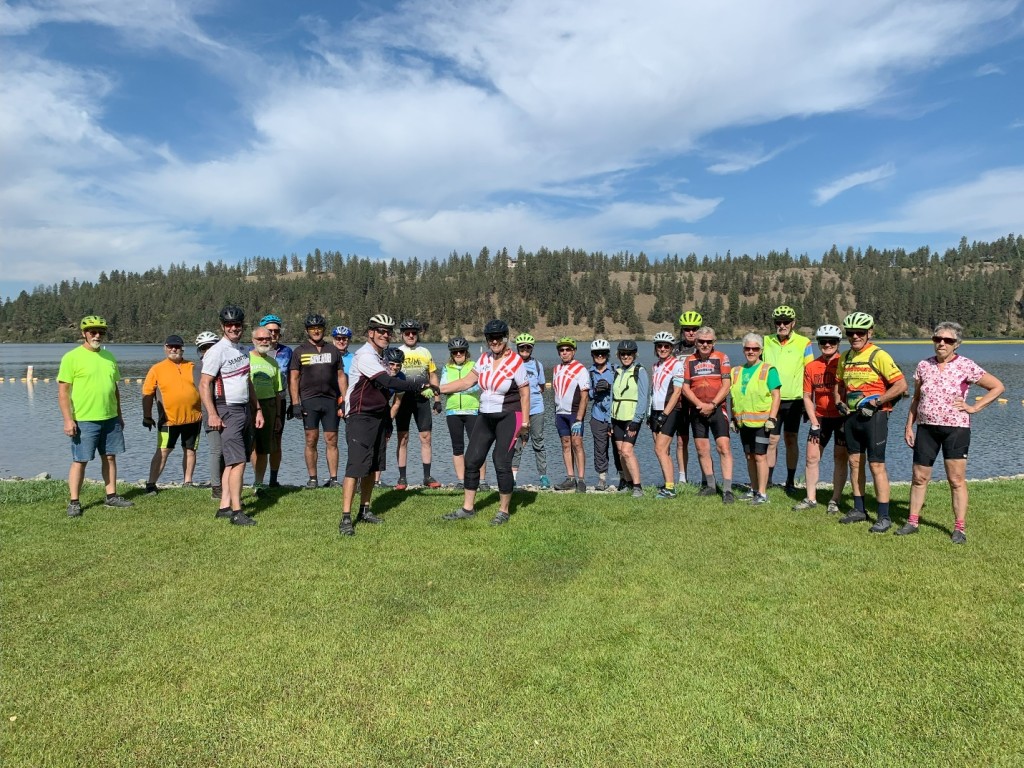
2, 0, 1023, 301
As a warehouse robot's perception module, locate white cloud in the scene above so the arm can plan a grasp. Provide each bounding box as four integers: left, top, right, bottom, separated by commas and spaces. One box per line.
0, 0, 1021, 295
975, 62, 1005, 76
814, 163, 897, 206
706, 140, 803, 175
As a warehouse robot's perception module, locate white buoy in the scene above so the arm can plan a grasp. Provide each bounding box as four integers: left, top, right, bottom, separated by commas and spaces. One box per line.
27, 365, 33, 379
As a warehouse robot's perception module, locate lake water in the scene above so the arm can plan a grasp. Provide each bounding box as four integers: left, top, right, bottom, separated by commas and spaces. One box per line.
2, 341, 1022, 488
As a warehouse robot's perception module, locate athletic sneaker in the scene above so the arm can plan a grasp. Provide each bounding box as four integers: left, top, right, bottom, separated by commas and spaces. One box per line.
655, 488, 676, 499
211, 485, 222, 500
750, 493, 769, 505
554, 477, 576, 491
145, 483, 159, 495
104, 495, 134, 508
443, 508, 476, 521
357, 509, 382, 524
230, 511, 257, 526
215, 507, 233, 519
479, 482, 491, 491
697, 485, 717, 497
182, 481, 194, 488
595, 479, 607, 492
539, 475, 551, 489
722, 491, 735, 505
339, 516, 355, 536
267, 480, 281, 488
618, 481, 632, 493
739, 489, 757, 501
322, 478, 340, 488
394, 479, 408, 491
894, 523, 919, 536
305, 478, 319, 490
869, 519, 892, 534
792, 499, 818, 511
576, 480, 587, 494
839, 510, 868, 525
826, 500, 841, 515
631, 487, 644, 499
951, 530, 967, 545
425, 477, 442, 489
490, 511, 510, 526
66, 500, 83, 518
454, 482, 465, 491
784, 485, 799, 497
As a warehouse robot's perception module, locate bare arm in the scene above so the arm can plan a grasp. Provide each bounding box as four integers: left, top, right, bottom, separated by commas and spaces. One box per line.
957, 372, 1005, 414
904, 378, 921, 447
200, 373, 222, 430
58, 382, 77, 436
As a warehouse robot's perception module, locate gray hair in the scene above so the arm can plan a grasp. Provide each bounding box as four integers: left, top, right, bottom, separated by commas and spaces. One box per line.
695, 326, 716, 340
741, 332, 763, 349
932, 321, 963, 344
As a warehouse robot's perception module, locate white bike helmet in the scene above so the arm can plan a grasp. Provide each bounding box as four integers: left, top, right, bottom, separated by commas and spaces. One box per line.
815, 324, 843, 340
653, 331, 676, 344
195, 331, 219, 349
590, 338, 611, 353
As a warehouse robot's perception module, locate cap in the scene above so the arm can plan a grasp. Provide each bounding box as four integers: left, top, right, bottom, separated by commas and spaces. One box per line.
165, 335, 185, 347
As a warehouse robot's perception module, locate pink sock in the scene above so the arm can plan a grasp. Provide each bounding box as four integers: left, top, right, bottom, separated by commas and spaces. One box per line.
954, 519, 965, 532
908, 513, 919, 526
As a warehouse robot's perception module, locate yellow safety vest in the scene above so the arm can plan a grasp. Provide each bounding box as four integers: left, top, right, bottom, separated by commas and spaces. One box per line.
730, 362, 774, 427
612, 364, 642, 421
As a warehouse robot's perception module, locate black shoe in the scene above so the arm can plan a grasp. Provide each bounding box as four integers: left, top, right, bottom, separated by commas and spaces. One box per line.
215, 507, 233, 519
182, 481, 194, 488
305, 478, 319, 489
230, 511, 257, 526
869, 519, 892, 534
357, 509, 383, 524
951, 530, 967, 545
894, 523, 919, 536
839, 510, 868, 525
490, 511, 510, 526
443, 508, 477, 521
145, 483, 159, 495
722, 490, 735, 504
576, 480, 587, 493
104, 495, 134, 508
268, 480, 281, 488
66, 500, 83, 518
323, 478, 340, 488
211, 485, 222, 500
339, 516, 355, 536
697, 485, 717, 497
454, 482, 465, 490
553, 476, 576, 491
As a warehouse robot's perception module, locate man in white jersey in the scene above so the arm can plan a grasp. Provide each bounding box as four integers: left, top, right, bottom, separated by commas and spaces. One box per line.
200, 305, 263, 526
551, 337, 590, 493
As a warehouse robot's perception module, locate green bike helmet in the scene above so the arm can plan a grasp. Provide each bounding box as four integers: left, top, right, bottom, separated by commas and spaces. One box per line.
514, 333, 535, 347
79, 315, 107, 331
556, 337, 577, 350
843, 311, 874, 330
772, 305, 797, 320
678, 311, 703, 328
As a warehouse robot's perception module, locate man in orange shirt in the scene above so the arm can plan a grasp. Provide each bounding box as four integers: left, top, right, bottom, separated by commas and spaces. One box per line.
142, 334, 203, 493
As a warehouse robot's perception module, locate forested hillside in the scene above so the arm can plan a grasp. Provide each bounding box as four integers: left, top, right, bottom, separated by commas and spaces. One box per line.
2, 235, 1022, 343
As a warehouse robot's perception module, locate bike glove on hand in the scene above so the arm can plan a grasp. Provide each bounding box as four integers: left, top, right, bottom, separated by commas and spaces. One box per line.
570, 421, 583, 436
808, 425, 822, 440
763, 417, 777, 433
433, 400, 443, 415
836, 402, 851, 417
289, 404, 304, 420
651, 412, 667, 433
856, 395, 881, 417
142, 416, 155, 430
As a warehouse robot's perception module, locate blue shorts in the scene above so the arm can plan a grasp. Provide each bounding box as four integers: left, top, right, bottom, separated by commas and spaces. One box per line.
71, 418, 125, 462
555, 413, 582, 437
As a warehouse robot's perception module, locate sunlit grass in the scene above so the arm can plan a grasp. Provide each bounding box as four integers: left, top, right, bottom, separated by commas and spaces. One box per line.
3, 479, 1023, 766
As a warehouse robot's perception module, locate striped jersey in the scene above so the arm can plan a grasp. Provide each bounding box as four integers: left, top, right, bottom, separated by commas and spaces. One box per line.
552, 359, 589, 414
651, 356, 685, 411
474, 349, 528, 413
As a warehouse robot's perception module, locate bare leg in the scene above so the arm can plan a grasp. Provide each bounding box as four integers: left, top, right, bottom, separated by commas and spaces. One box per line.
325, 431, 339, 477
68, 460, 87, 500
304, 428, 320, 477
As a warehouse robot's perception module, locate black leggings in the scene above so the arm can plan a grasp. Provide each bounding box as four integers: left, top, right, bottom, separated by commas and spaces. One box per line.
464, 410, 523, 494
446, 413, 477, 456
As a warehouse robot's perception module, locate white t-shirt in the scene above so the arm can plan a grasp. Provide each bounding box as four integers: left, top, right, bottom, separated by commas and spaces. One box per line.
345, 342, 389, 415
474, 349, 528, 414
552, 359, 590, 414
201, 337, 251, 405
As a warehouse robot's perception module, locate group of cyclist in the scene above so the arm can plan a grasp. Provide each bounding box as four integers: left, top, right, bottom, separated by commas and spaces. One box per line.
61, 303, 1005, 542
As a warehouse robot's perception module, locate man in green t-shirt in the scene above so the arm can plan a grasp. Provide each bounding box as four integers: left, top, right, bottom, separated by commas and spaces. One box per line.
57, 315, 134, 517
249, 328, 285, 487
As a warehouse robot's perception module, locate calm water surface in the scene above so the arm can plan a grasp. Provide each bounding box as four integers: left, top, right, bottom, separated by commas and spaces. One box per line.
2, 341, 1022, 487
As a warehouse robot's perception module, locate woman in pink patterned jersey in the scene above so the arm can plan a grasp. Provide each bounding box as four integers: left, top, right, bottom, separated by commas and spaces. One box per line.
900, 322, 1005, 543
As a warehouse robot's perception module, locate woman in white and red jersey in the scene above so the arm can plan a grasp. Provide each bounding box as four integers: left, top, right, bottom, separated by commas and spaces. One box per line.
439, 319, 530, 526
649, 331, 687, 498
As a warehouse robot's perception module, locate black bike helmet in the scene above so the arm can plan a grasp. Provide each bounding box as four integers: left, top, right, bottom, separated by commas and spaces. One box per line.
304, 313, 327, 329
617, 339, 639, 354
483, 319, 509, 338
219, 305, 245, 324
399, 319, 422, 332
447, 337, 470, 352
384, 347, 405, 364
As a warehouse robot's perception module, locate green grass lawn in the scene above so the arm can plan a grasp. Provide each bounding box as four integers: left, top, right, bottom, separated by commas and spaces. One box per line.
3, 479, 1023, 767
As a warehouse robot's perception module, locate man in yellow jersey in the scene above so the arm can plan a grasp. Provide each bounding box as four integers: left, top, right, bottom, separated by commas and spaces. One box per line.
763, 305, 813, 495
395, 319, 443, 488
834, 311, 906, 533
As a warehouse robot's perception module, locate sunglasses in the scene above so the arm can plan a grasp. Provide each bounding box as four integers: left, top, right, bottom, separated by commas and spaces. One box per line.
84, 329, 106, 336
403, 330, 419, 335
681, 327, 699, 332
932, 336, 957, 345
452, 349, 468, 355
817, 338, 839, 345
166, 344, 183, 349
846, 330, 868, 338
654, 343, 673, 349
743, 346, 761, 352
223, 322, 242, 330
619, 352, 636, 357
557, 347, 574, 352
486, 335, 505, 342
775, 319, 793, 325
370, 327, 392, 334
518, 344, 534, 351
696, 340, 714, 346
592, 351, 608, 356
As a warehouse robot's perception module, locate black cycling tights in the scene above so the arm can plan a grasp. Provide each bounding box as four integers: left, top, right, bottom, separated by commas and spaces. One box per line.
464, 410, 522, 494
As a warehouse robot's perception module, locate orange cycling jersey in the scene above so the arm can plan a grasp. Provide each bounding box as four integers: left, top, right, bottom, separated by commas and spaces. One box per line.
803, 355, 841, 418
683, 350, 731, 405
